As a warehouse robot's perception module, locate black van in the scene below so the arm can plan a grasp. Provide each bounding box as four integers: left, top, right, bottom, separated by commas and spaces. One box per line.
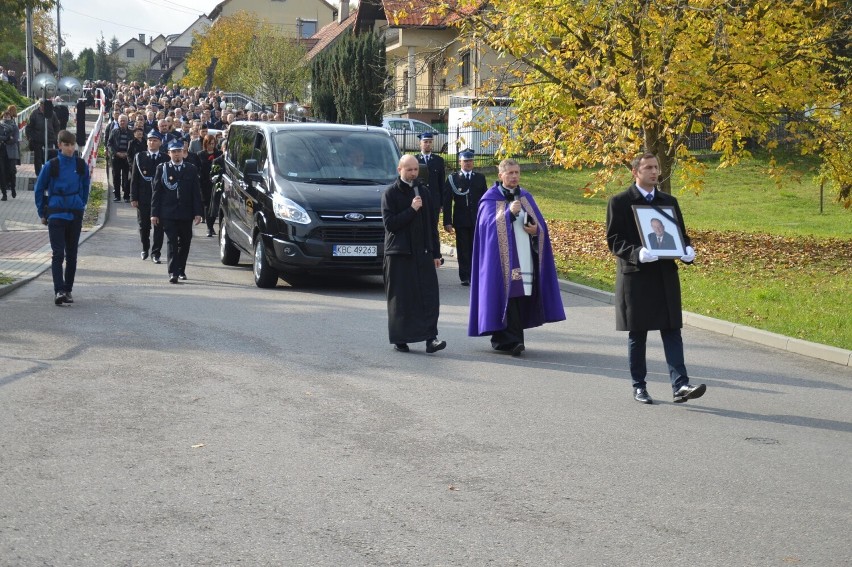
219, 122, 401, 287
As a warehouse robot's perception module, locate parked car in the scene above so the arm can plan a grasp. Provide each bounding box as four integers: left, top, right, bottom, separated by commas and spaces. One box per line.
218, 122, 401, 287
382, 116, 448, 153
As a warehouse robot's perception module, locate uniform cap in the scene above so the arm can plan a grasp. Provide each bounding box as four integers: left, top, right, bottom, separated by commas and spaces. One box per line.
166, 139, 184, 151
147, 130, 161, 139
459, 149, 475, 160
417, 131, 434, 140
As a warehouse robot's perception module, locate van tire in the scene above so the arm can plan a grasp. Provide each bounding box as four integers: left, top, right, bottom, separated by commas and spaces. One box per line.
253, 238, 279, 288
219, 223, 240, 266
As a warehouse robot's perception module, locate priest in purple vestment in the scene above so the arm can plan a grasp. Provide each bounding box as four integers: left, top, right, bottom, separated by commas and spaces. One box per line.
468, 159, 565, 356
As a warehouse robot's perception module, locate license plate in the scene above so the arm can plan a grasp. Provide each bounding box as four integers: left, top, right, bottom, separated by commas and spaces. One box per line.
333, 245, 377, 257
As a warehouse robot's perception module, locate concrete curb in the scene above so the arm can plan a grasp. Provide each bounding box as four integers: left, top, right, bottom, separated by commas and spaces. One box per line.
440, 243, 851, 367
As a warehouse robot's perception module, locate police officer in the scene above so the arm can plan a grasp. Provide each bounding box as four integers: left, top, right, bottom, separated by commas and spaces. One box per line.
415, 131, 445, 225
443, 149, 488, 286
130, 130, 169, 263
151, 139, 203, 284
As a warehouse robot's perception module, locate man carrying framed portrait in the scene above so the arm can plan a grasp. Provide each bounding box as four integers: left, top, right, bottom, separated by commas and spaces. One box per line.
605, 152, 706, 405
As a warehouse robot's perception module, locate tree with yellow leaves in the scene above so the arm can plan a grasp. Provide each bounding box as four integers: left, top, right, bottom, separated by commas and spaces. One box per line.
184, 11, 260, 92
440, 0, 850, 204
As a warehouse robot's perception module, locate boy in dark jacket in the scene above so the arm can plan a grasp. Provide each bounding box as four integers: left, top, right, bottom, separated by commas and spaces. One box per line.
34, 130, 90, 305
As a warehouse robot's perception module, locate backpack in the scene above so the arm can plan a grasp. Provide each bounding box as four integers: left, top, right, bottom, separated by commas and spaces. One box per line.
49, 156, 87, 178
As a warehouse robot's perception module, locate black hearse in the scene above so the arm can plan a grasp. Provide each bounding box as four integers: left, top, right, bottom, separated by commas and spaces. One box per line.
219, 122, 401, 287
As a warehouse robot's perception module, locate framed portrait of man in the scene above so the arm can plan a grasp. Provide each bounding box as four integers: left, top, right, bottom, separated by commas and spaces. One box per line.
632, 205, 687, 258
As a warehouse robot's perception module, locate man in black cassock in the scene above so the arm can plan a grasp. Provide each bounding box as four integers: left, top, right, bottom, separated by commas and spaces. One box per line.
381, 155, 446, 354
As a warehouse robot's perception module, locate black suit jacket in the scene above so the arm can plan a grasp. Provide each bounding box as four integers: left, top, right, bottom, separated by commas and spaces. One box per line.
131, 152, 169, 207
151, 162, 203, 220
416, 153, 445, 219
647, 231, 677, 250
442, 171, 488, 228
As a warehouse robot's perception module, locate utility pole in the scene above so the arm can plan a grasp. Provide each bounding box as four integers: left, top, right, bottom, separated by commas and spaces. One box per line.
56, 0, 63, 77
25, 7, 35, 99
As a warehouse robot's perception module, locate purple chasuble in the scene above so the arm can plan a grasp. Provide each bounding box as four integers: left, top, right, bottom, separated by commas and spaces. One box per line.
468, 184, 566, 336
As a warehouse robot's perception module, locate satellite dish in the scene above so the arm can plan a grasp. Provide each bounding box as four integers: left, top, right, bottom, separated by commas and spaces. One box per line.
33, 73, 58, 98
57, 76, 83, 100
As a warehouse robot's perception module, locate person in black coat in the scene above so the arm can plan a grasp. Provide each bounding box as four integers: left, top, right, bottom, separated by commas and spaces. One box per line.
151, 139, 203, 284
24, 99, 60, 176
53, 97, 70, 130
381, 155, 446, 354
196, 134, 223, 237
130, 131, 169, 262
606, 153, 705, 405
443, 149, 488, 285
415, 131, 445, 226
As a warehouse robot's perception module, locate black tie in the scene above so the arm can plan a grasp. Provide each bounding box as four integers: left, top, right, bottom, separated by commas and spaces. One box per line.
645, 193, 654, 204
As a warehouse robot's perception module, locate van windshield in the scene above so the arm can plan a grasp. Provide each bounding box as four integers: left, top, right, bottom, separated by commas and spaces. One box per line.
273, 131, 399, 184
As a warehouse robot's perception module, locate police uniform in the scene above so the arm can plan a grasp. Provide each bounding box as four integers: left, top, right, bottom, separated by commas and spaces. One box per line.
151, 140, 204, 283
130, 130, 169, 262
442, 149, 488, 285
415, 132, 446, 225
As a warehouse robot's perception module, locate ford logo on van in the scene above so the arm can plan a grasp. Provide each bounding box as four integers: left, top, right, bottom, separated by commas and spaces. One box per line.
344, 213, 365, 221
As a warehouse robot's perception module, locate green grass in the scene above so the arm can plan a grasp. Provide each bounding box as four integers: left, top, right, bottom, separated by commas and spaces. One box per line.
84, 181, 105, 228
514, 155, 852, 350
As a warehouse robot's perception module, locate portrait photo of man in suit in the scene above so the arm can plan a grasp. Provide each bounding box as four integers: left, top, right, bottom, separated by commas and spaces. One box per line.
647, 218, 677, 250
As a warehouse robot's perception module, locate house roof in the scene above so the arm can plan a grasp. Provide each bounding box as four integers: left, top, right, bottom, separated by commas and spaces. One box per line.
33, 45, 57, 73
305, 8, 359, 60
209, 0, 338, 22
380, 0, 476, 28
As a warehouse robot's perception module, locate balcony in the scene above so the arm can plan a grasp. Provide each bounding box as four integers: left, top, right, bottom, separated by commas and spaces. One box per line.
383, 84, 451, 114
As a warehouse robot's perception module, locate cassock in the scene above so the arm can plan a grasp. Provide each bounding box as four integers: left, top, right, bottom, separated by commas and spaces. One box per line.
381, 176, 442, 344
468, 183, 565, 341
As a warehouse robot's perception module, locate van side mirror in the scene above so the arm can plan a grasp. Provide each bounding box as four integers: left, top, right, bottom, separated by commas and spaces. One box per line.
244, 159, 263, 184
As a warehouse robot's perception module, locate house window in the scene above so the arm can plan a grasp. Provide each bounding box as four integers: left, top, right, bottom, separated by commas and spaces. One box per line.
126, 48, 135, 59
299, 19, 317, 38
460, 51, 471, 87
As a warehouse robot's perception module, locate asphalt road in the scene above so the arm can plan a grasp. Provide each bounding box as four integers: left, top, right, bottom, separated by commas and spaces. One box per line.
1, 202, 850, 566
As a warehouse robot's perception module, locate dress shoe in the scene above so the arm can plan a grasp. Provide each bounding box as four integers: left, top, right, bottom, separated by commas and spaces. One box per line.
206, 230, 214, 237
152, 255, 161, 264
510, 343, 526, 357
673, 383, 707, 403
634, 388, 653, 404
54, 291, 66, 305
141, 250, 149, 260
113, 197, 121, 202
178, 273, 187, 280
63, 292, 74, 304
169, 274, 179, 284
1, 194, 6, 201
461, 280, 470, 286
10, 188, 15, 198
425, 339, 446, 353
123, 197, 130, 203
394, 343, 410, 353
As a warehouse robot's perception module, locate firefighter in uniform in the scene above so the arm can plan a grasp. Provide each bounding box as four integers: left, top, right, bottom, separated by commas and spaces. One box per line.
151, 139, 203, 284
131, 130, 169, 263
443, 149, 488, 286
415, 131, 445, 226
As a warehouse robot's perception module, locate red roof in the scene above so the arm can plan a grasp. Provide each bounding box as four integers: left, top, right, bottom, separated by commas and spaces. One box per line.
306, 9, 358, 60
382, 0, 479, 28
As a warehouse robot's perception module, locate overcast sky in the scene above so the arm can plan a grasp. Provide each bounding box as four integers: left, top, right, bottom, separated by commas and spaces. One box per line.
57, 0, 222, 56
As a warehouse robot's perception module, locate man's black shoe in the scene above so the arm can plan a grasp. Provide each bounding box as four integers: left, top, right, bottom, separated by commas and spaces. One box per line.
178, 273, 187, 280
152, 255, 161, 264
634, 388, 653, 404
123, 198, 130, 203
63, 292, 73, 304
54, 291, 66, 305
673, 383, 707, 403
511, 343, 525, 357
425, 339, 446, 354
112, 197, 121, 202
461, 280, 470, 286
169, 274, 179, 284
141, 251, 149, 260
206, 230, 214, 237
394, 343, 410, 353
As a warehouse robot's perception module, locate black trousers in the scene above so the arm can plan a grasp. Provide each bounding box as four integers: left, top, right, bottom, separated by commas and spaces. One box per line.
137, 207, 163, 256
162, 218, 193, 277
454, 226, 474, 283
111, 156, 130, 199
491, 296, 529, 349
32, 144, 51, 176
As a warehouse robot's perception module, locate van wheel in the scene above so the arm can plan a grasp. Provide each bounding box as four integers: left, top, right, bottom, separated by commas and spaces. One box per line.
253, 238, 279, 288
219, 223, 240, 266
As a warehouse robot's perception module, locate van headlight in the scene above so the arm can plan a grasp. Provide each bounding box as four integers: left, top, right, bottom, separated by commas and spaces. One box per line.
272, 192, 311, 224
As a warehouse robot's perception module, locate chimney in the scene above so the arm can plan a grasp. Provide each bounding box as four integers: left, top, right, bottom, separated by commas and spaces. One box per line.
139, 34, 146, 44
338, 1, 349, 23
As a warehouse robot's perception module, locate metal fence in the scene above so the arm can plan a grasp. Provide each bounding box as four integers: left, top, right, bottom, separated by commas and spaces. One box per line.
383, 85, 451, 114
